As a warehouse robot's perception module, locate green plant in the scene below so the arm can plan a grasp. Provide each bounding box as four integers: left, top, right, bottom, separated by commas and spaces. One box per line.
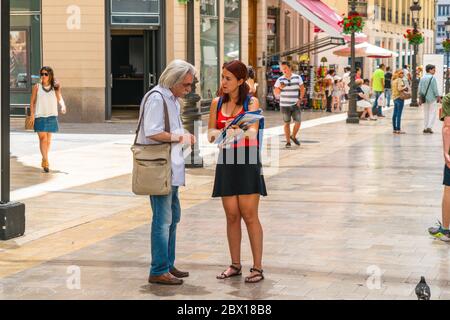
403, 29, 424, 46
338, 13, 364, 35
443, 39, 450, 52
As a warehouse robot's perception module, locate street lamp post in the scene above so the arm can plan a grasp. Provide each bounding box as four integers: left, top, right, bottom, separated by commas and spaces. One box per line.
346, 0, 360, 124
0, 0, 26, 241
183, 0, 203, 168
409, 0, 421, 107
445, 17, 450, 95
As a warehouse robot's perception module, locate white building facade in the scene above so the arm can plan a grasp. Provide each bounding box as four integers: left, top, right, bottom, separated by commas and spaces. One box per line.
436, 0, 450, 55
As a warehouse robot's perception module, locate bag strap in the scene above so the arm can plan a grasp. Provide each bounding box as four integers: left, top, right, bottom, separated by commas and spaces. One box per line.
216, 97, 223, 121
424, 76, 433, 98
243, 95, 251, 112
134, 91, 170, 145
217, 96, 252, 119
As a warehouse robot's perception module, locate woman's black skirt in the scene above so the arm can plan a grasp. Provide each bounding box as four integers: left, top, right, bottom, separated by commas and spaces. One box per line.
212, 146, 267, 197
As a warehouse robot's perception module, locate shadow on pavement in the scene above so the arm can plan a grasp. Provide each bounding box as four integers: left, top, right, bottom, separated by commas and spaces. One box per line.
10, 155, 55, 191
140, 283, 212, 297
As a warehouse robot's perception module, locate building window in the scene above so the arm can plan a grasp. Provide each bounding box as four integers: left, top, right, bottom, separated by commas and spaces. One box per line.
438, 25, 446, 38
224, 0, 240, 63
395, 0, 399, 23
438, 5, 450, 17
10, 0, 42, 113
374, 0, 380, 20
11, 3, 41, 93
267, 7, 279, 62
10, 29, 31, 91
396, 42, 400, 69
200, 0, 219, 99
11, 0, 40, 12
110, 0, 160, 26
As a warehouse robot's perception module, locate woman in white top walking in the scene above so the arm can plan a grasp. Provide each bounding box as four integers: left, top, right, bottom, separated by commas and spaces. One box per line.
29, 66, 67, 172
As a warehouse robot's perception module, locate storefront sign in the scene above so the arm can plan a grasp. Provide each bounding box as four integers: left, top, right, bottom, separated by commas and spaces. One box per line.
111, 0, 160, 26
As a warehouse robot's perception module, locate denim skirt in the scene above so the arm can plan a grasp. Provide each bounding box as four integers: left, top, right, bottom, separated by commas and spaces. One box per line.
34, 116, 59, 133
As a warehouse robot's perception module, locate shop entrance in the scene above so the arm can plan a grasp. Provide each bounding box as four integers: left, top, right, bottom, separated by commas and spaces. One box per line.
110, 30, 158, 119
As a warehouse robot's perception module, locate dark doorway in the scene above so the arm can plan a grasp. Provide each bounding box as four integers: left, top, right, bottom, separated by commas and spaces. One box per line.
111, 35, 144, 108
110, 31, 158, 117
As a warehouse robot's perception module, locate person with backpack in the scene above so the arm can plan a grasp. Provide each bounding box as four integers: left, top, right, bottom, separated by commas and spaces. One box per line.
207, 60, 267, 284
419, 64, 441, 134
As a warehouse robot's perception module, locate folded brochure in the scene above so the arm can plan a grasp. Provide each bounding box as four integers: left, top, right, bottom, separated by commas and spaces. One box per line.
214, 110, 264, 145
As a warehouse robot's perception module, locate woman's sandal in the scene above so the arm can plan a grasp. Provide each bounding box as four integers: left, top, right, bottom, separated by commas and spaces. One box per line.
216, 264, 242, 279
245, 268, 264, 283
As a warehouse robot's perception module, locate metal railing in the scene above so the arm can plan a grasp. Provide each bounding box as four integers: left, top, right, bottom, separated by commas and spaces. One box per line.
265, 36, 346, 63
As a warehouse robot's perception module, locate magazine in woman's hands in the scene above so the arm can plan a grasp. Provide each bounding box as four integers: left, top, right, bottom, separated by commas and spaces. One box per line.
214, 110, 264, 145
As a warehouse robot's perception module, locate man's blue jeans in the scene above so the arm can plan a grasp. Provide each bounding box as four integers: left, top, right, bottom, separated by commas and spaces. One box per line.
392, 98, 405, 131
372, 91, 383, 116
149, 186, 181, 276
384, 89, 392, 108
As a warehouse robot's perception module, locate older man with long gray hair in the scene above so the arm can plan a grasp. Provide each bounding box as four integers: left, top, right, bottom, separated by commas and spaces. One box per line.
137, 60, 196, 285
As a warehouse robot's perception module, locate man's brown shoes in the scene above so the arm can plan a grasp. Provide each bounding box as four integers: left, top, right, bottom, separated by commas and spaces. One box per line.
148, 272, 183, 285
170, 267, 189, 278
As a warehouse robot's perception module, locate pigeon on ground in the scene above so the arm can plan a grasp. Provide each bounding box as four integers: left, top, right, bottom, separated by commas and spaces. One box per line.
415, 276, 431, 300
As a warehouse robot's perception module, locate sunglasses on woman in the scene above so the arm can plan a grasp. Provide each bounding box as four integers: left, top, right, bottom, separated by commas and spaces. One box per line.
40, 73, 49, 77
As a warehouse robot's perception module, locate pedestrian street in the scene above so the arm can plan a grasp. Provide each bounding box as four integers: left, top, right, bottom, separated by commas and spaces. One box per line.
1, 106, 450, 300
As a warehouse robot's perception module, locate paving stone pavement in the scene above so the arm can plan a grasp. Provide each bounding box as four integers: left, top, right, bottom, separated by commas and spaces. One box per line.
1, 106, 450, 300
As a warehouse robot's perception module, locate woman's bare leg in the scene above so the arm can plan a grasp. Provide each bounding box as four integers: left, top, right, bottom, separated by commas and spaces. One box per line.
238, 194, 263, 281
217, 196, 242, 278
46, 133, 52, 161
38, 132, 48, 162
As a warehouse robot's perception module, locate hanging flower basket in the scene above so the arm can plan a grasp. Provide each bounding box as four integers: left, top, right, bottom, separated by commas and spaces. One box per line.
443, 39, 450, 52
338, 14, 364, 35
403, 29, 424, 46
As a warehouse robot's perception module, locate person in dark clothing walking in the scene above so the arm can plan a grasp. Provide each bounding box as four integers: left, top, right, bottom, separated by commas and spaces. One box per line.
384, 67, 393, 108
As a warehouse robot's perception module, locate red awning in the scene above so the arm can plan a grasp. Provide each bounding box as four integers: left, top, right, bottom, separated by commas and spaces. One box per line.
283, 0, 367, 43
283, 0, 343, 38
299, 0, 343, 34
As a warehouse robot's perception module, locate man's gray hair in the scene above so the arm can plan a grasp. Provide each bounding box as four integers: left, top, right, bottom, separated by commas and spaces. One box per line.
159, 59, 196, 89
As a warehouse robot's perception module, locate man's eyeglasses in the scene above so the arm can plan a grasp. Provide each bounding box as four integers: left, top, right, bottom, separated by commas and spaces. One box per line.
40, 73, 49, 77
181, 82, 193, 88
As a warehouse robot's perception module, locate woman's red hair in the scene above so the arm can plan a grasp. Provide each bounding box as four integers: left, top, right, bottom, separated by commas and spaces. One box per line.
217, 60, 250, 106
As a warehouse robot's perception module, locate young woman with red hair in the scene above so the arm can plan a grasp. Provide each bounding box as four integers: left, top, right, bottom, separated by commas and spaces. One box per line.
208, 60, 267, 283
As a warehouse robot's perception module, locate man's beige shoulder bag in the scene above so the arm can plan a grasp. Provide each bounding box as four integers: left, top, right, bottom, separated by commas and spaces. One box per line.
131, 91, 172, 196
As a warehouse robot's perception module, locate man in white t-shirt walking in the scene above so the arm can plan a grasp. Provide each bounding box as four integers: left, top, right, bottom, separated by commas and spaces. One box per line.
274, 61, 305, 148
